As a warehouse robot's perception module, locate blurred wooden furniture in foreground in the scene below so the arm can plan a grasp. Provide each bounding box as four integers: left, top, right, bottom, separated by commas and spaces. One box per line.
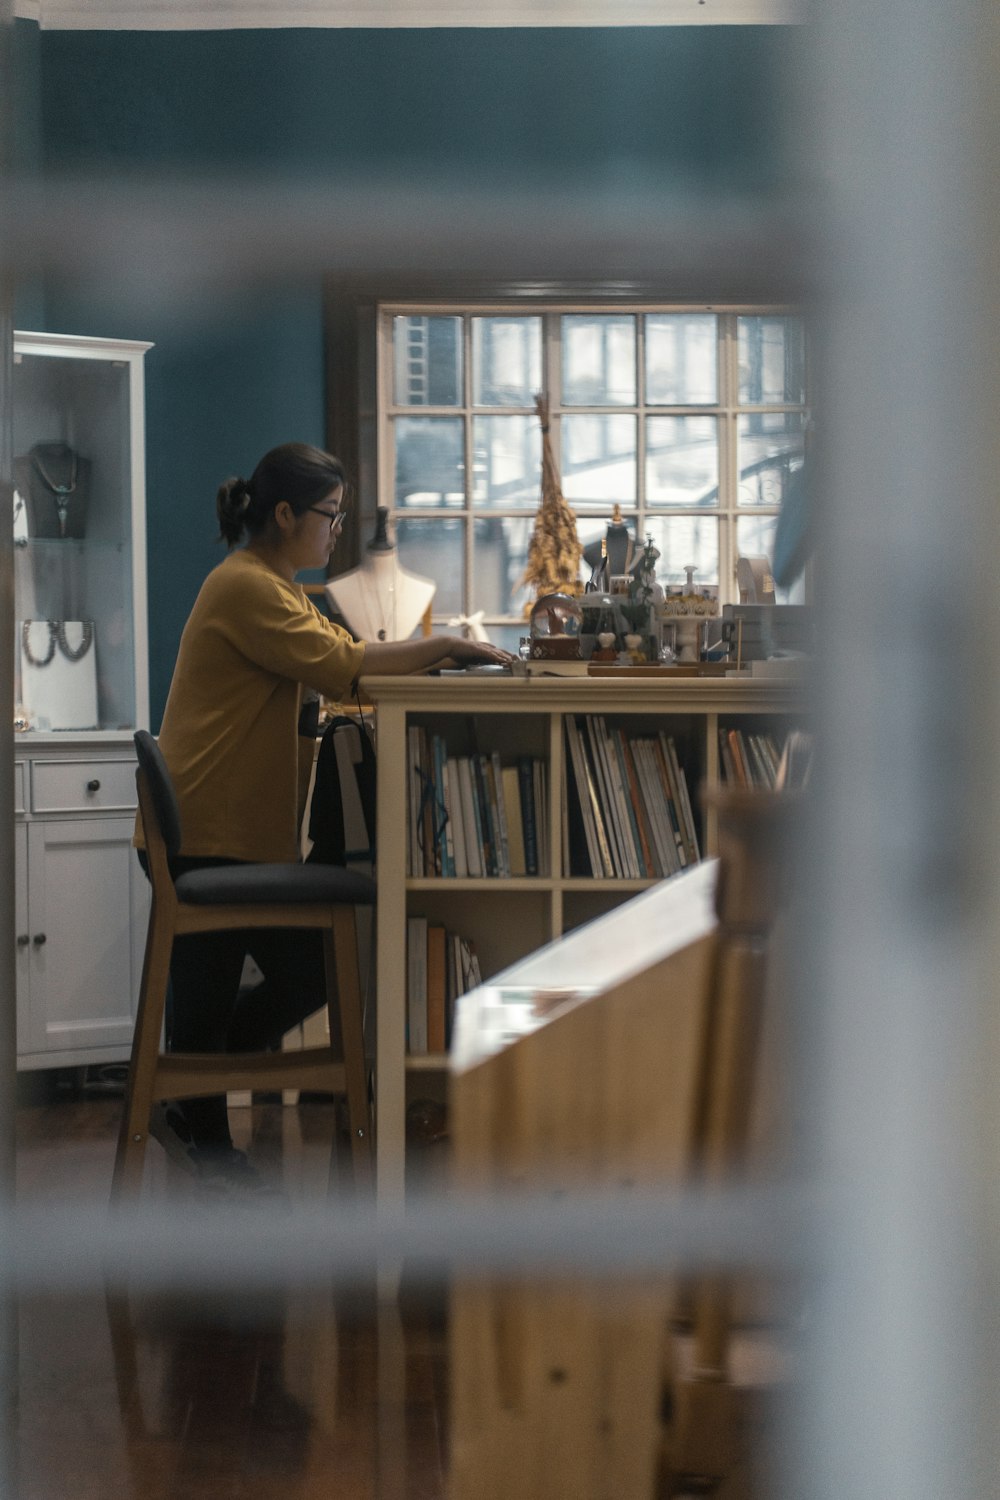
449, 790, 797, 1500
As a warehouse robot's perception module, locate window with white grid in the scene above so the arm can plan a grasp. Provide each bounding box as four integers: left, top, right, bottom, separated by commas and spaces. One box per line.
379, 305, 807, 645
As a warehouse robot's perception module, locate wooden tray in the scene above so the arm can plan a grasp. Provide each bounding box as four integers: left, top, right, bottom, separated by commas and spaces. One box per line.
586, 662, 733, 678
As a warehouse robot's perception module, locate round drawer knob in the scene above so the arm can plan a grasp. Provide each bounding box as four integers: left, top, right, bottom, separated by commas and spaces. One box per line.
32, 934, 46, 947
16, 935, 29, 949
86, 779, 101, 793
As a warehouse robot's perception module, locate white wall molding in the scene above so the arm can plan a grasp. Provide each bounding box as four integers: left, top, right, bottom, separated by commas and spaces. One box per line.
15, 0, 801, 29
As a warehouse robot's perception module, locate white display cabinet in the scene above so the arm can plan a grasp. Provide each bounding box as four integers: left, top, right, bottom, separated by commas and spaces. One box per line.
12, 331, 153, 1069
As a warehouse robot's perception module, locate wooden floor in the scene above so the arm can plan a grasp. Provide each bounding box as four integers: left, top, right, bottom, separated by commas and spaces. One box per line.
13, 1076, 451, 1500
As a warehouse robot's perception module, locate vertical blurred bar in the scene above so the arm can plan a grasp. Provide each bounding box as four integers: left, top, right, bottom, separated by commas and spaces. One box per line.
0, 1, 18, 1494
796, 1, 1000, 1497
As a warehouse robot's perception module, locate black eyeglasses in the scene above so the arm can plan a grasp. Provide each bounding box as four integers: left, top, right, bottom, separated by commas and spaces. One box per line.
305, 506, 346, 533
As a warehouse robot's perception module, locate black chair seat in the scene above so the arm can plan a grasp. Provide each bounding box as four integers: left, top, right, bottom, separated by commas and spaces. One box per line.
175, 861, 376, 908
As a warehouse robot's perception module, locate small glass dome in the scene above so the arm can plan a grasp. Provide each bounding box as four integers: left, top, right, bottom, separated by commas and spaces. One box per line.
529, 592, 583, 637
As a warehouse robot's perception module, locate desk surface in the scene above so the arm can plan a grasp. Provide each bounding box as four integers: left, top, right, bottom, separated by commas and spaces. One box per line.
363, 673, 801, 715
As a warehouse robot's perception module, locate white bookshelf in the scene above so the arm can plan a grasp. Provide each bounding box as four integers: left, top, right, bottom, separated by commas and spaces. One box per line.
363, 673, 803, 1207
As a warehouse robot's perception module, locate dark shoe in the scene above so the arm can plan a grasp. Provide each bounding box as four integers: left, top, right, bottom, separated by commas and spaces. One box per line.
148, 1102, 204, 1176
195, 1146, 288, 1205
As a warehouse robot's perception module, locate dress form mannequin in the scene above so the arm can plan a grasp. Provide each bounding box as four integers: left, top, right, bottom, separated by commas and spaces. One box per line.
583, 505, 636, 590
325, 508, 436, 642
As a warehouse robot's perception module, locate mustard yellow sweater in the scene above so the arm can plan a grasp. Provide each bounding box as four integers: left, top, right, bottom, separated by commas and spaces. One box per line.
149, 549, 365, 863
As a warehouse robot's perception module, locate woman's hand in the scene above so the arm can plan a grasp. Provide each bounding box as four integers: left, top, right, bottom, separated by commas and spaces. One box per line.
444, 636, 516, 668
359, 632, 516, 677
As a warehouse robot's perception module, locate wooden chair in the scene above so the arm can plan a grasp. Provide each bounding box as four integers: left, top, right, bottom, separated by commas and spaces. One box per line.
110, 729, 376, 1203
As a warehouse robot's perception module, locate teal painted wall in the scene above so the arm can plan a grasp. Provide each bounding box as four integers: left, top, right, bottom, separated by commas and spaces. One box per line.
11, 19, 45, 329
29, 25, 795, 722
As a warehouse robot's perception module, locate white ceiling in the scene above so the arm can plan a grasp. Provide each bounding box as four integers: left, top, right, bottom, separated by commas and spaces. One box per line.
16, 0, 801, 28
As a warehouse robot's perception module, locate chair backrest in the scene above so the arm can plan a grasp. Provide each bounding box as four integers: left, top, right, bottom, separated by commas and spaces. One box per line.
134, 730, 183, 858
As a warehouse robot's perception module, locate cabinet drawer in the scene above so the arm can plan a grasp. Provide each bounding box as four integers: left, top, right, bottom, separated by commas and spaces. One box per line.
14, 762, 25, 816
31, 758, 138, 814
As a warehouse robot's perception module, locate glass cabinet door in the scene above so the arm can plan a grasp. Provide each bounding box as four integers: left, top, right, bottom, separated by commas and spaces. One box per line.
12, 335, 150, 735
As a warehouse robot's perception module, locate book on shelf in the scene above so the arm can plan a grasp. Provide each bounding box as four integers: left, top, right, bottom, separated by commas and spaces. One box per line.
534, 759, 548, 875
457, 757, 484, 877
426, 923, 448, 1054
432, 735, 454, 877
501, 763, 527, 876
718, 727, 738, 790
718, 725, 807, 793
445, 756, 469, 877
586, 716, 626, 878
489, 750, 511, 878
665, 735, 700, 863
407, 725, 423, 877
407, 731, 549, 882
516, 757, 538, 875
552, 724, 700, 882
596, 716, 642, 879
633, 737, 679, 876
406, 914, 428, 1055
617, 730, 656, 878
650, 729, 689, 864
564, 715, 608, 876
472, 754, 498, 877
726, 727, 752, 790
775, 728, 813, 790
408, 918, 483, 1056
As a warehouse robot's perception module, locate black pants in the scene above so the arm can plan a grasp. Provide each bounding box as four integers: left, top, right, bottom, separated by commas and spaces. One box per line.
144, 854, 341, 1150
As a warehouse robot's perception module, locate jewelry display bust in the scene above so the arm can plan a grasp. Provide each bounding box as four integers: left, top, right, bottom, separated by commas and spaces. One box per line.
583, 505, 636, 592
325, 508, 436, 643
13, 441, 91, 540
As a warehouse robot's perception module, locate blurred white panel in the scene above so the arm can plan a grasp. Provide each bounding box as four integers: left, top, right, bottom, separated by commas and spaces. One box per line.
21, 0, 803, 28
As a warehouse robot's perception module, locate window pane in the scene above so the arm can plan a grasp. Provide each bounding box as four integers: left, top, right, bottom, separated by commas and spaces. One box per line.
737, 412, 806, 508
738, 316, 805, 405
473, 515, 534, 616
472, 416, 541, 509
392, 316, 462, 407
736, 514, 805, 605
393, 416, 465, 509
646, 415, 719, 507
643, 515, 719, 586
645, 313, 718, 404
472, 317, 541, 406
395, 515, 465, 616
562, 315, 636, 406
562, 414, 636, 504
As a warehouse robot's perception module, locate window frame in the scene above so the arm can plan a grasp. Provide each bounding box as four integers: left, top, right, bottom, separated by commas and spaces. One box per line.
324, 280, 807, 631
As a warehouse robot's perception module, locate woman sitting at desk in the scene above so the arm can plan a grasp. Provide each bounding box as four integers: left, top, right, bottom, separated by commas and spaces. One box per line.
146, 441, 510, 1190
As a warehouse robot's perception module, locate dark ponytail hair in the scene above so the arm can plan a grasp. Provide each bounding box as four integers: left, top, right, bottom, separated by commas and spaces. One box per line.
216, 442, 348, 547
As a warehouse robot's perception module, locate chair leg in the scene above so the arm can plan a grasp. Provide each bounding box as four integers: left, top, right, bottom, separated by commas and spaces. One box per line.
326, 915, 373, 1193
110, 912, 174, 1206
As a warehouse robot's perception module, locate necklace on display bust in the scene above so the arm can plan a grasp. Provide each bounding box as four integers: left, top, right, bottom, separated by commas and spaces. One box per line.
30, 443, 79, 539
22, 619, 93, 667
358, 570, 395, 641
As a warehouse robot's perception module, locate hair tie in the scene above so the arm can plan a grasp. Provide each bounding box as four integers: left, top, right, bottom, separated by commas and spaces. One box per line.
235, 478, 252, 512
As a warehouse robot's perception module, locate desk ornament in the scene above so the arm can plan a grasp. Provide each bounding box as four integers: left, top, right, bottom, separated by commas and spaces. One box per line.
518, 393, 583, 611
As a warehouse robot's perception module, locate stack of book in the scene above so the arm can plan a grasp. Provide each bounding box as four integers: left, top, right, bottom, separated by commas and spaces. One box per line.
562, 715, 700, 879
718, 726, 813, 791
406, 917, 483, 1056
407, 726, 548, 879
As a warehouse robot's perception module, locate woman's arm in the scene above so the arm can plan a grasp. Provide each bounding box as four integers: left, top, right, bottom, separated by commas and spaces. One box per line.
359, 634, 513, 676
